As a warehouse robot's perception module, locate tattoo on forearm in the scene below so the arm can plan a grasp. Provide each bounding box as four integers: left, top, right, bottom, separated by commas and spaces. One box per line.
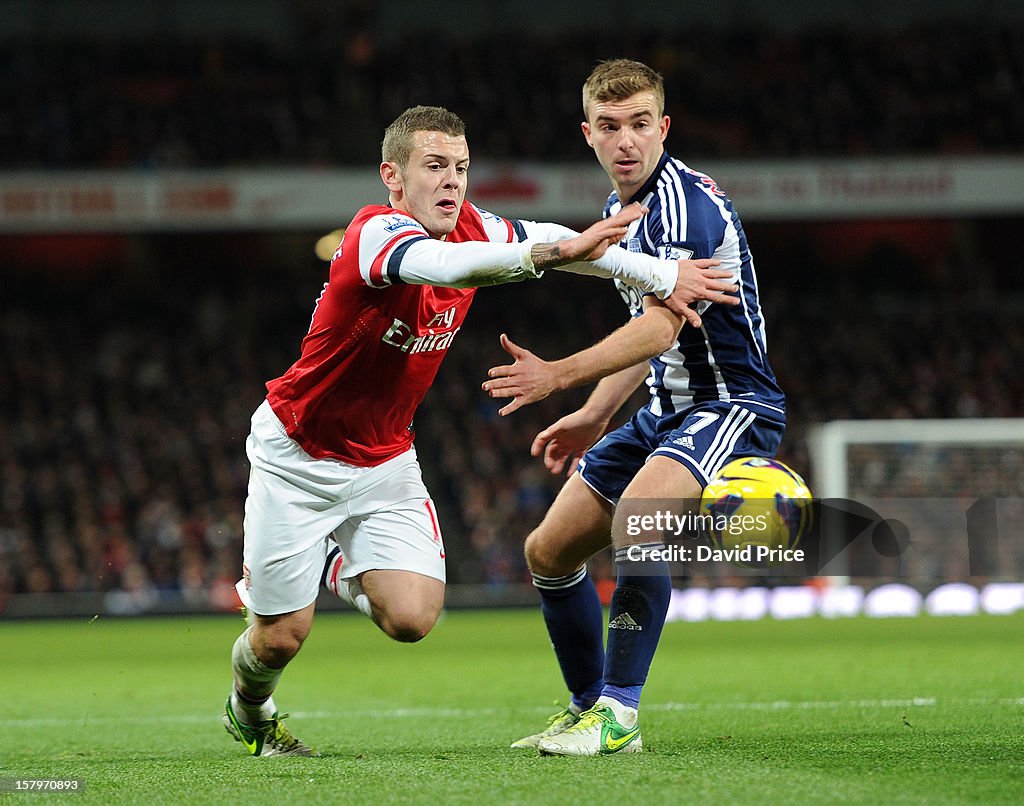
531, 242, 564, 269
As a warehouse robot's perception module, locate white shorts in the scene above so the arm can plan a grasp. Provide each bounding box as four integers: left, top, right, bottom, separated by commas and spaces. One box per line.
240, 400, 446, 616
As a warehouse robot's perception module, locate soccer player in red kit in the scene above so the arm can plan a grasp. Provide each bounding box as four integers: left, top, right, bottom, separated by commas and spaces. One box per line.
223, 105, 738, 756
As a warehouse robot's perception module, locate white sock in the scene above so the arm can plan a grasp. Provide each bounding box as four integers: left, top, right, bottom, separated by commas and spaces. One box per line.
596, 695, 639, 729
324, 551, 374, 620
349, 579, 374, 619
230, 627, 283, 723
230, 690, 277, 724
336, 578, 374, 619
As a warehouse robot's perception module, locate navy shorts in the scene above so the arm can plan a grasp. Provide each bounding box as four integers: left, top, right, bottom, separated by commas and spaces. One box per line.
578, 400, 786, 505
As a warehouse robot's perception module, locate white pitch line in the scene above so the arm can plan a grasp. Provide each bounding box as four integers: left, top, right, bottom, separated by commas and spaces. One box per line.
3, 697, 1021, 729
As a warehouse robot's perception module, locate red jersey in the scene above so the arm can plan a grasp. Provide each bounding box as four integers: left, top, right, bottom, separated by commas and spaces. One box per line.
266, 201, 525, 466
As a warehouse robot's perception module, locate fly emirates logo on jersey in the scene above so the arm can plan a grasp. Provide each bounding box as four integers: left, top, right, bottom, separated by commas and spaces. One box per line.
380, 307, 461, 356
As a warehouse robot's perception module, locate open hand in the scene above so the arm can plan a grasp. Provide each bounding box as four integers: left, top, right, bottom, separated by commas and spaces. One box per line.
530, 409, 609, 476
482, 333, 559, 416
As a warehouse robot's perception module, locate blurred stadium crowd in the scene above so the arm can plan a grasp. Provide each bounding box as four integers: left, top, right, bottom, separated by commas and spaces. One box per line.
1, 224, 1021, 606
2, 16, 1023, 608
1, 20, 1023, 167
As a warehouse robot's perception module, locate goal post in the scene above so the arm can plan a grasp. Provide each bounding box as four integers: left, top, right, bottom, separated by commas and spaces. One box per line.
807, 418, 1024, 583
809, 418, 1024, 499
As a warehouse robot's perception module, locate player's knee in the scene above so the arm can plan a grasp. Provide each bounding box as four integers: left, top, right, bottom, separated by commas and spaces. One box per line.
376, 598, 440, 643
380, 608, 437, 643
524, 530, 544, 571
386, 623, 430, 643
524, 530, 567, 577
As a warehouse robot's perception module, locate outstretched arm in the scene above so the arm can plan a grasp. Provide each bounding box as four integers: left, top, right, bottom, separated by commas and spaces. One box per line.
390, 204, 647, 288
482, 296, 681, 416
520, 210, 739, 327
365, 203, 736, 323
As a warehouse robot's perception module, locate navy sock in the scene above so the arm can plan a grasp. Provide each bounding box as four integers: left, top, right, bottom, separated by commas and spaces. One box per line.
533, 567, 605, 712
602, 545, 672, 710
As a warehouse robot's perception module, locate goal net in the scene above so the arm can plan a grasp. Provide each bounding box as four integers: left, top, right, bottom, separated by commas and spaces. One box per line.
807, 419, 1024, 583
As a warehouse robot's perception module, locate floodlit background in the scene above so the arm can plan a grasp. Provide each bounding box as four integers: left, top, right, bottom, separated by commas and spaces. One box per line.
2, 0, 1023, 618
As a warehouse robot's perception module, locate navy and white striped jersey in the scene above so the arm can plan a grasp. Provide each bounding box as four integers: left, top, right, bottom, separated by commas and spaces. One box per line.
605, 151, 785, 418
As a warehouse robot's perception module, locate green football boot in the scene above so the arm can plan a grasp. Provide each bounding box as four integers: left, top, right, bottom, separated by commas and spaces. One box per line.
510, 705, 581, 749
537, 703, 642, 756
223, 696, 318, 757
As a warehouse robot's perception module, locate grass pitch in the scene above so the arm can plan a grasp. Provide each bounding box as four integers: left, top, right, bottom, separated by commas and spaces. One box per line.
2, 608, 1022, 804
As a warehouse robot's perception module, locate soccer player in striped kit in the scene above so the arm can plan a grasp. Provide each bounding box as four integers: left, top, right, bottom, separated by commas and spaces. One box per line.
483, 60, 786, 755
223, 104, 738, 756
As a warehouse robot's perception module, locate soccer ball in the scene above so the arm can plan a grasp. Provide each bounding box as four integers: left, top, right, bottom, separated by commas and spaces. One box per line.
699, 457, 813, 569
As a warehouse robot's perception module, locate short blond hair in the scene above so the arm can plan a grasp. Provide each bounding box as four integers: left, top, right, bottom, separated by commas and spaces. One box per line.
381, 105, 466, 168
582, 59, 665, 120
